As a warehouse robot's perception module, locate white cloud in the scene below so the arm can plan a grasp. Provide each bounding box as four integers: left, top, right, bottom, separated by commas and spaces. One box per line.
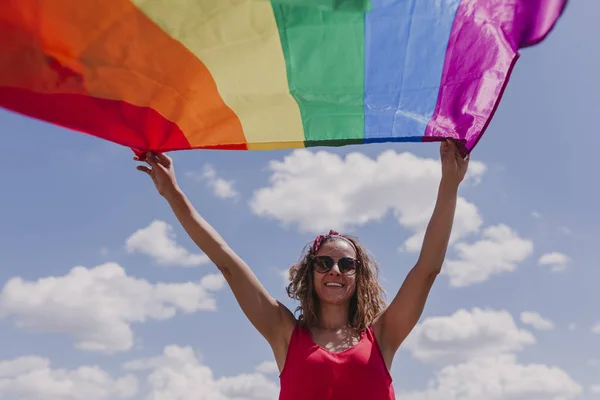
538, 252, 570, 272
255, 361, 279, 375
0, 355, 137, 400
249, 149, 534, 291
0, 263, 225, 353
124, 345, 279, 399
125, 220, 210, 267
443, 224, 534, 287
588, 359, 599, 367
402, 308, 535, 365
398, 354, 583, 400
520, 311, 555, 331
590, 384, 600, 394
591, 323, 600, 334
249, 149, 485, 250
399, 308, 583, 399
402, 197, 482, 253
186, 164, 240, 200
280, 269, 290, 288
0, 349, 279, 400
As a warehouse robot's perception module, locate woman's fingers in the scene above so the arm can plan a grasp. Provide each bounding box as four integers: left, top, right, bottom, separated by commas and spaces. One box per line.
154, 152, 172, 167
134, 152, 171, 169
134, 155, 153, 167
141, 152, 172, 168
136, 165, 152, 175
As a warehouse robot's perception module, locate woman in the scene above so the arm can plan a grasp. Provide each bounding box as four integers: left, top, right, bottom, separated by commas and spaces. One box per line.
135, 140, 469, 399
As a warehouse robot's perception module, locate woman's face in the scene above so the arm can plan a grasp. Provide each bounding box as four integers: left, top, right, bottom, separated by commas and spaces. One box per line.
312, 238, 358, 306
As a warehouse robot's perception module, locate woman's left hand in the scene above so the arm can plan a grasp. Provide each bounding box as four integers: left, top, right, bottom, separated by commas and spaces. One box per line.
440, 139, 469, 186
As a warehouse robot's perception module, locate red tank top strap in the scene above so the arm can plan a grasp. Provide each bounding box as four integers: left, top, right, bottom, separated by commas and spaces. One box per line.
287, 322, 310, 349
364, 324, 382, 348
364, 325, 376, 340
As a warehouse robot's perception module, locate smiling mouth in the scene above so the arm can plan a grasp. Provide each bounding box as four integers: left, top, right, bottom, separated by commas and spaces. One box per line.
324, 282, 344, 288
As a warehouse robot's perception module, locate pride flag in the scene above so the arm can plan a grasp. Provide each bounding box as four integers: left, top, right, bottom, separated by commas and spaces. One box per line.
0, 0, 567, 155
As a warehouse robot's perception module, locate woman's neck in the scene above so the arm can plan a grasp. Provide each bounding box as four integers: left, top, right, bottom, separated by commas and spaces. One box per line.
316, 303, 350, 330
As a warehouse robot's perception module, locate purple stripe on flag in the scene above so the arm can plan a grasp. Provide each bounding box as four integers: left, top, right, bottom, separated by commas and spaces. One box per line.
424, 0, 568, 153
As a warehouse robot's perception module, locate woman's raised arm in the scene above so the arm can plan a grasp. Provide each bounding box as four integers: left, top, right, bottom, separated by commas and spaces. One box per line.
136, 152, 296, 369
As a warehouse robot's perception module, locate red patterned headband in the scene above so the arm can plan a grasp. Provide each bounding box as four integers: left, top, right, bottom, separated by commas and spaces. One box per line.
311, 230, 356, 253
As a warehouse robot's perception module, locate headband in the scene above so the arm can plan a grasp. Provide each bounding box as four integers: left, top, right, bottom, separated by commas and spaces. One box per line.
311, 230, 356, 253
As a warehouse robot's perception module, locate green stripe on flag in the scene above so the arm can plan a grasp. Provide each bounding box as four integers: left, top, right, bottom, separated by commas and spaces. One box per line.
271, 4, 366, 146
269, 0, 370, 11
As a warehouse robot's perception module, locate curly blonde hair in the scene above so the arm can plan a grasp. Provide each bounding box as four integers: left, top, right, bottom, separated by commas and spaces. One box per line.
285, 233, 387, 331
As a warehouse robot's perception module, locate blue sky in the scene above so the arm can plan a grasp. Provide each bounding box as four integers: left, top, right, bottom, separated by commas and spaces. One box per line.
1, 1, 599, 398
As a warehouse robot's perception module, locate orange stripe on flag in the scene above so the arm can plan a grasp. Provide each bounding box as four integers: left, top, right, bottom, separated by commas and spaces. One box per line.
0, 0, 247, 149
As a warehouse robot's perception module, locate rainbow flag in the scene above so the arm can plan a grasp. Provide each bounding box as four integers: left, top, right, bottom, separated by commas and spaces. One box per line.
0, 0, 567, 156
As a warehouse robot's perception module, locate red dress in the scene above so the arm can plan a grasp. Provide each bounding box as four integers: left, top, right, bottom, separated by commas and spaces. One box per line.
279, 324, 396, 399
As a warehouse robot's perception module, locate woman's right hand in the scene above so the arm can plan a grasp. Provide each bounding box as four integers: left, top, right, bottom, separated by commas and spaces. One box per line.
135, 152, 179, 198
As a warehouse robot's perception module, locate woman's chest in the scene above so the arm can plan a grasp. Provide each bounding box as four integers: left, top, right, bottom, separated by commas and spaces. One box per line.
280, 347, 394, 399
310, 329, 362, 353
299, 344, 382, 379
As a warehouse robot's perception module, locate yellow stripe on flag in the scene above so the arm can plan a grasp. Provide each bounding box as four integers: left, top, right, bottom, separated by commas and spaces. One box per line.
131, 0, 305, 148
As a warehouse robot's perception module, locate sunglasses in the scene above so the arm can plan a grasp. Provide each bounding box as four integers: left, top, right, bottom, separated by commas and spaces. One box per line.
313, 255, 358, 275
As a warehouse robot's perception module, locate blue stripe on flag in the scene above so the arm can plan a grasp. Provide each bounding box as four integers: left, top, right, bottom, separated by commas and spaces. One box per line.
364, 0, 461, 142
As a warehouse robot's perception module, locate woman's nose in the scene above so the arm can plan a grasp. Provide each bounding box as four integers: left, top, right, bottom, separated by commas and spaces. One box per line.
328, 263, 342, 274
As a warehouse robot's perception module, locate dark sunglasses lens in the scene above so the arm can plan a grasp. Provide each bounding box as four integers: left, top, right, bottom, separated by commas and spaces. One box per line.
339, 258, 357, 272
314, 256, 333, 272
